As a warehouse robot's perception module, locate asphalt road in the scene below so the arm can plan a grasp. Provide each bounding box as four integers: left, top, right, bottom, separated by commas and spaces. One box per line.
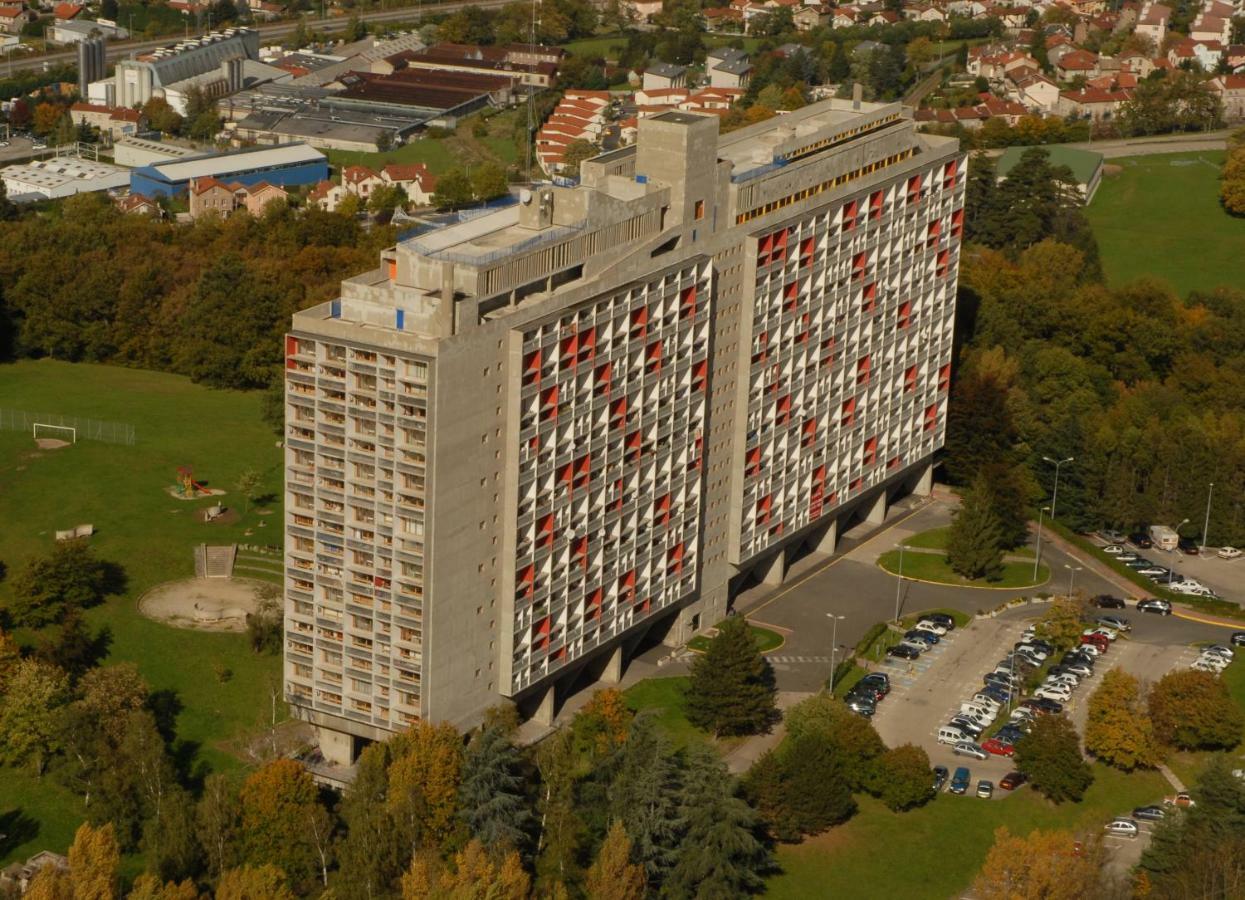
21, 0, 512, 70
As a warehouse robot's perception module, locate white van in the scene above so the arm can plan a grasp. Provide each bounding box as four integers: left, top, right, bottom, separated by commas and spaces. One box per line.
938, 726, 966, 746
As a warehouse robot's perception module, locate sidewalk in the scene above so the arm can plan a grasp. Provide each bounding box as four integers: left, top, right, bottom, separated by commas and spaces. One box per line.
721, 691, 814, 774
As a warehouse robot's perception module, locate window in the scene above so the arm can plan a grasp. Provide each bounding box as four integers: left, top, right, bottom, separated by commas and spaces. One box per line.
694, 199, 705, 220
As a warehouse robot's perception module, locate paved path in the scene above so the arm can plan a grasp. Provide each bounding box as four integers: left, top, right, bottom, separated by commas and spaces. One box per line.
721, 691, 813, 774
1066, 131, 1230, 158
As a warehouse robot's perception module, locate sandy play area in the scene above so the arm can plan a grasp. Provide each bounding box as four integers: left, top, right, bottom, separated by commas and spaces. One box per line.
139, 577, 270, 632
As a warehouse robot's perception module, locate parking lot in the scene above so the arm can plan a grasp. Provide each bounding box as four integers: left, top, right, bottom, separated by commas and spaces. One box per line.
1088, 532, 1245, 606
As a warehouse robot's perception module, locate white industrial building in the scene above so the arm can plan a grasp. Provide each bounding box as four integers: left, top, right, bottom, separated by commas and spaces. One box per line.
112, 136, 201, 168
0, 157, 130, 200
105, 28, 261, 112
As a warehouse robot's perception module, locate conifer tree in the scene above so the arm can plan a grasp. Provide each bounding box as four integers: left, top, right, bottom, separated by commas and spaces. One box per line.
685, 617, 778, 737
458, 726, 532, 854
608, 715, 683, 886
947, 475, 1006, 581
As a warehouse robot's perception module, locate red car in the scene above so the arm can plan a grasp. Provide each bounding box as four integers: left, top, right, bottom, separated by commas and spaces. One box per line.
981, 738, 1015, 757
999, 771, 1027, 790
1080, 633, 1109, 651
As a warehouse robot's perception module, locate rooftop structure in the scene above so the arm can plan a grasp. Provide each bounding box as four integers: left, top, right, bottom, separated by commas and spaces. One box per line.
283, 95, 963, 763
130, 143, 328, 196
997, 144, 1104, 202
113, 27, 260, 109
0, 155, 130, 200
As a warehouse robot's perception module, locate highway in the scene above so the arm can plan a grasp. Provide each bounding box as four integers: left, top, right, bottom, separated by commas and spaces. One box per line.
18, 0, 511, 69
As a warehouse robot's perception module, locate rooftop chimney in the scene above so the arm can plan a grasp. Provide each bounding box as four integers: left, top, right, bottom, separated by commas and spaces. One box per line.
852, 82, 863, 110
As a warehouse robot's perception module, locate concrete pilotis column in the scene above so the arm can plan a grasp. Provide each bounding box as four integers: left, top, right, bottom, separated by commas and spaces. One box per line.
867, 490, 888, 525
813, 518, 838, 556
602, 645, 624, 684
317, 726, 355, 766
914, 461, 934, 497
533, 684, 556, 727
762, 549, 786, 585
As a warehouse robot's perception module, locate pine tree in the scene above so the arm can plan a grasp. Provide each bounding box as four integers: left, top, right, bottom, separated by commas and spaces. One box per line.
458, 726, 532, 854
666, 745, 769, 898
608, 715, 683, 886
685, 617, 778, 737
946, 475, 1006, 581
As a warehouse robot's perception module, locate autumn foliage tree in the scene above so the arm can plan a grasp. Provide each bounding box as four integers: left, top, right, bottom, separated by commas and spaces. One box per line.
585, 821, 647, 900
972, 827, 1104, 900
238, 759, 332, 891
1034, 595, 1087, 651
1084, 668, 1161, 770
400, 840, 530, 900
1149, 669, 1244, 751
387, 720, 464, 852
26, 822, 120, 900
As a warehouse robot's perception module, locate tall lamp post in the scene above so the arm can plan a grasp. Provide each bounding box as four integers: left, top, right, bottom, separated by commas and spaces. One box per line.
1171, 518, 1189, 585
827, 613, 846, 693
1064, 563, 1082, 597
894, 543, 906, 624
1202, 483, 1215, 554
1033, 505, 1050, 583
1043, 456, 1074, 522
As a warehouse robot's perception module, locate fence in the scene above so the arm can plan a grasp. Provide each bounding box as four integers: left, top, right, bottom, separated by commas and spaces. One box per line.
0, 408, 136, 446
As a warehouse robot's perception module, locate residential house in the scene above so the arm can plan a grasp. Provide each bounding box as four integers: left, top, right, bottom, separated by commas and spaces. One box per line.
627, 0, 664, 20
1190, 14, 1230, 44
1119, 53, 1157, 76
0, 852, 68, 894
642, 62, 688, 90
1057, 85, 1132, 120
307, 179, 346, 212
904, 2, 948, 23
1225, 44, 1245, 72
831, 7, 858, 27
188, 177, 239, 218
53, 2, 82, 18
342, 164, 385, 199
792, 4, 829, 29
868, 9, 901, 25
0, 5, 35, 32
703, 6, 745, 27
239, 182, 288, 215
1167, 37, 1223, 70
114, 192, 161, 216
69, 102, 144, 138
1210, 73, 1245, 120
1055, 49, 1101, 80
381, 163, 437, 206
706, 47, 752, 88
1134, 2, 1171, 49
1010, 73, 1062, 112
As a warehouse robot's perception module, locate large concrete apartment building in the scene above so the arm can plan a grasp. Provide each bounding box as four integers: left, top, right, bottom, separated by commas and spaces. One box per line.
283, 96, 964, 764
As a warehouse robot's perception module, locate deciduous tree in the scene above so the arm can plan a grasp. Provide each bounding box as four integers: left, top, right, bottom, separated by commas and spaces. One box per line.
387, 720, 464, 852
470, 162, 510, 201
872, 743, 934, 811
215, 865, 295, 900
744, 732, 856, 841
585, 821, 646, 900
685, 617, 778, 737
400, 840, 529, 900
1149, 669, 1244, 750
126, 874, 198, 900
238, 759, 327, 890
1034, 595, 1086, 651
0, 659, 70, 774
1085, 669, 1162, 770
972, 827, 1104, 900
1015, 715, 1093, 803
197, 773, 241, 881
67, 821, 120, 900
9, 540, 118, 628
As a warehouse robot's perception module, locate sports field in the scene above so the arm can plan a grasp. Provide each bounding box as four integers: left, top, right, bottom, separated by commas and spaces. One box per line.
0, 360, 285, 863
1086, 151, 1243, 299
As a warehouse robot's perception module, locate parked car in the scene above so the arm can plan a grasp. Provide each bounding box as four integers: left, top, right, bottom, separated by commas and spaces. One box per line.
905, 629, 939, 645
1130, 532, 1153, 549
1178, 538, 1200, 555
1169, 580, 1219, 598
899, 640, 928, 654
1164, 792, 1196, 808
1080, 634, 1109, 652
954, 741, 990, 761
938, 726, 967, 746
1126, 557, 1156, 569
1231, 632, 1245, 647
976, 780, 994, 799
1218, 546, 1242, 560
1136, 565, 1170, 577
1106, 818, 1140, 838
950, 767, 971, 794
887, 644, 921, 660
859, 672, 890, 695
1061, 661, 1094, 678
981, 684, 1015, 704
1133, 805, 1165, 822
1102, 544, 1126, 555
1084, 626, 1118, 642
1092, 594, 1126, 609
1098, 615, 1131, 632
981, 738, 1014, 757
1101, 530, 1128, 543
923, 613, 956, 630
1138, 599, 1173, 615
949, 716, 985, 738
999, 771, 1027, 790
933, 765, 949, 792
846, 696, 876, 716
1077, 643, 1102, 658
996, 725, 1027, 745
914, 620, 948, 636
1204, 646, 1234, 660
1023, 697, 1063, 714
1035, 686, 1072, 702
1115, 552, 1140, 563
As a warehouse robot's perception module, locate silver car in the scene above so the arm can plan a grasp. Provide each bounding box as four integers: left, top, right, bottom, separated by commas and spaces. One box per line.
953, 741, 990, 760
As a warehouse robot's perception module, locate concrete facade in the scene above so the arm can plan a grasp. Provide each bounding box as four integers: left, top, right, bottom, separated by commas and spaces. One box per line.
283, 97, 963, 757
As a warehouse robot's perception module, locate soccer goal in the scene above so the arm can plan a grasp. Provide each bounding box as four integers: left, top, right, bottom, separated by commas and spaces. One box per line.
33, 423, 77, 444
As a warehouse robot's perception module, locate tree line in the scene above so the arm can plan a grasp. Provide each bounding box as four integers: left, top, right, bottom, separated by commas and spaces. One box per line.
0, 192, 395, 395
947, 147, 1245, 546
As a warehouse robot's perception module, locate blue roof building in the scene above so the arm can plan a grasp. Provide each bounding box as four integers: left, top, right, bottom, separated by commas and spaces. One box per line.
130, 143, 329, 197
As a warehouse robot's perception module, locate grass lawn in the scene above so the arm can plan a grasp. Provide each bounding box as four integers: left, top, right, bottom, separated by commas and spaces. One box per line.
326, 138, 459, 176
0, 360, 285, 864
687, 622, 784, 654
767, 764, 1170, 898
1086, 151, 1245, 299
559, 34, 630, 59
622, 677, 707, 750
903, 526, 1034, 559
878, 549, 1049, 589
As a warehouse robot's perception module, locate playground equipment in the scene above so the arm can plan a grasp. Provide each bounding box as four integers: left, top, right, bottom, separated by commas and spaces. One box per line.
176, 466, 212, 498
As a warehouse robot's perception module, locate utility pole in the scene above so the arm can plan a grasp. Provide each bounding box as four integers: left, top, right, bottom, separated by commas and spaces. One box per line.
1033, 505, 1049, 583
1064, 563, 1082, 597
1202, 482, 1214, 554
827, 613, 845, 693
1043, 456, 1074, 522
893, 543, 906, 623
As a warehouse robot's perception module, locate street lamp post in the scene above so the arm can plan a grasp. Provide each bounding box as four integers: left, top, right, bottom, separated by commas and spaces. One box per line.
827, 613, 846, 693
1033, 505, 1050, 583
1202, 483, 1215, 554
894, 543, 906, 623
1042, 456, 1074, 522
1172, 518, 1189, 585
1064, 563, 1082, 597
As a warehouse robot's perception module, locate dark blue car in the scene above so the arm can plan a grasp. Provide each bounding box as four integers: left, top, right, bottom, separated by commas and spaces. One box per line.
950, 767, 971, 795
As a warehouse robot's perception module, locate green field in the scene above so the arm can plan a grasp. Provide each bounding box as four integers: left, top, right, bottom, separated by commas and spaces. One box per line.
687, 622, 784, 654
878, 548, 1050, 589
0, 360, 285, 863
768, 765, 1170, 898
622, 676, 706, 750
903, 526, 1034, 558
1086, 151, 1245, 298
326, 138, 459, 176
